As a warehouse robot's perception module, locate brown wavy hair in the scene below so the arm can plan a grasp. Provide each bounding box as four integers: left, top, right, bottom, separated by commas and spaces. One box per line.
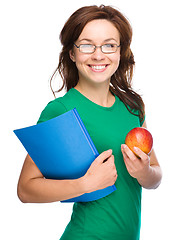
50, 5, 145, 122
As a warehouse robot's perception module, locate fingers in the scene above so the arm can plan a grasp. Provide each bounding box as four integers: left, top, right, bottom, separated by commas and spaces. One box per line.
121, 144, 150, 179
121, 145, 136, 172
93, 149, 113, 165
91, 149, 115, 174
121, 144, 135, 160
121, 144, 149, 163
106, 155, 117, 174
105, 155, 118, 185
133, 147, 150, 163
85, 149, 117, 192
102, 154, 118, 181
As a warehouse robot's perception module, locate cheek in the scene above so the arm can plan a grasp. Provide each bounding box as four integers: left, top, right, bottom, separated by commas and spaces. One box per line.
112, 54, 121, 71
116, 52, 121, 64
74, 56, 90, 76
74, 54, 89, 68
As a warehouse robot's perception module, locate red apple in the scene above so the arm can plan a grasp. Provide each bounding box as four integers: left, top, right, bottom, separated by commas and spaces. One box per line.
125, 127, 153, 155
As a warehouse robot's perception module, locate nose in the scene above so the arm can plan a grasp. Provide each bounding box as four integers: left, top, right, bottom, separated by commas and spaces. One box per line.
91, 47, 105, 61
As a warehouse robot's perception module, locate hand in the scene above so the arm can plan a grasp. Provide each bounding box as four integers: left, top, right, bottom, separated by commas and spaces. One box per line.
83, 149, 118, 193
121, 144, 150, 180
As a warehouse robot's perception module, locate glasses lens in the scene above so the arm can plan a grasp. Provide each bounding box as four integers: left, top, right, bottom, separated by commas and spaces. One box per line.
102, 44, 117, 53
79, 44, 94, 53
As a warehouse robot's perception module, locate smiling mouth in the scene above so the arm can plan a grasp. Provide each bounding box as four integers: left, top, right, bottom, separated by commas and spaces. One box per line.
88, 64, 109, 71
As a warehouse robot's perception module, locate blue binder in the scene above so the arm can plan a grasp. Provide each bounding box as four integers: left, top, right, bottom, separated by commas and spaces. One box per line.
14, 108, 116, 202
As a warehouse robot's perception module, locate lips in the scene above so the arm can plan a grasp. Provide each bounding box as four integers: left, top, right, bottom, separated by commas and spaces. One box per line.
88, 64, 109, 72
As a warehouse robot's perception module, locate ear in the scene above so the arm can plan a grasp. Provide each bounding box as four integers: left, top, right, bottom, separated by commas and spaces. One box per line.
69, 49, 76, 62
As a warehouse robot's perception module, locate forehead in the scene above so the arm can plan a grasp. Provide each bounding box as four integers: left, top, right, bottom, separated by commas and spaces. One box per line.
77, 19, 120, 43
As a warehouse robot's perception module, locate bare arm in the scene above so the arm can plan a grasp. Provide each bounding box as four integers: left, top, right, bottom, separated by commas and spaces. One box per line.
17, 150, 117, 203
17, 154, 85, 203
121, 121, 162, 189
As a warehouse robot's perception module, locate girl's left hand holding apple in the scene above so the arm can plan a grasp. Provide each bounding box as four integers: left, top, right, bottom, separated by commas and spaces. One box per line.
121, 144, 150, 180
121, 144, 162, 189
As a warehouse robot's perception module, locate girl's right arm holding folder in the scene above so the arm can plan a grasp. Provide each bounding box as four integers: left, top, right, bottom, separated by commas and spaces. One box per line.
17, 150, 117, 203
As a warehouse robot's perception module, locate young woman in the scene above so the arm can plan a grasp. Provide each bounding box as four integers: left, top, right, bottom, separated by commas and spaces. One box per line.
17, 5, 162, 240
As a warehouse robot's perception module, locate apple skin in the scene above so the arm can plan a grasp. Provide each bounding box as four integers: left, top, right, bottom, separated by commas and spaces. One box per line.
125, 127, 153, 155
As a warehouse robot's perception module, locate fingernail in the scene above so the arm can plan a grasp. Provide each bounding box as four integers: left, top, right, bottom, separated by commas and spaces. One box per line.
107, 149, 112, 154
121, 144, 126, 150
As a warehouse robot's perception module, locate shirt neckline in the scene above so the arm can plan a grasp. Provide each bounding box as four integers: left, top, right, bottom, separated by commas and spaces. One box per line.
70, 88, 118, 111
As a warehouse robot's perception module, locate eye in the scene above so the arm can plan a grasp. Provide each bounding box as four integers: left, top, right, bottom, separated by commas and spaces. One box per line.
102, 44, 118, 53
80, 44, 94, 49
79, 44, 95, 53
104, 44, 116, 48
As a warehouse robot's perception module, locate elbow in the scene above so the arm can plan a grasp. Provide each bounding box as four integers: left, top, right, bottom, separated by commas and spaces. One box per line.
141, 167, 163, 190
149, 169, 163, 190
152, 179, 162, 190
154, 167, 163, 189
17, 183, 29, 203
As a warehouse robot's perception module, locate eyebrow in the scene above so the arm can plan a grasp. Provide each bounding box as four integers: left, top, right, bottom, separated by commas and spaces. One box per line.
78, 38, 118, 43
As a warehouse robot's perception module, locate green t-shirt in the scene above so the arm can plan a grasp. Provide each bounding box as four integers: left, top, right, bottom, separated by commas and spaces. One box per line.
38, 88, 144, 240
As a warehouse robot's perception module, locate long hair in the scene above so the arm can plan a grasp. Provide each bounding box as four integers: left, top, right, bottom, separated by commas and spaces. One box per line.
50, 5, 145, 122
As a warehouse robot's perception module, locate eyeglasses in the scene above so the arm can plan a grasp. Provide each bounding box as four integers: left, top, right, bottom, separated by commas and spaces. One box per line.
74, 43, 120, 54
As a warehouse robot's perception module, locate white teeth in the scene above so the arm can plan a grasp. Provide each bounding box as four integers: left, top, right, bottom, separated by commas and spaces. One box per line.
90, 65, 106, 70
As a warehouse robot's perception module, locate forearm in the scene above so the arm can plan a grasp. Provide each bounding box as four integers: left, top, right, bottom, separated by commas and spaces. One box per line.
18, 150, 117, 203
137, 165, 162, 189
18, 176, 85, 203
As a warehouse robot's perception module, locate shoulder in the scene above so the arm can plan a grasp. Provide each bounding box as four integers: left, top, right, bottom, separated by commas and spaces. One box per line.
116, 96, 145, 127
37, 95, 68, 124
37, 88, 85, 123
128, 106, 145, 127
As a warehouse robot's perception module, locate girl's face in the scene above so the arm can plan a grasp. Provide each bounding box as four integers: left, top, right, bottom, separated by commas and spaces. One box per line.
70, 19, 121, 87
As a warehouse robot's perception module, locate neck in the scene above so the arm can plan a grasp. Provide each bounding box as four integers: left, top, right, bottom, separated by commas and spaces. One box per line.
74, 81, 115, 108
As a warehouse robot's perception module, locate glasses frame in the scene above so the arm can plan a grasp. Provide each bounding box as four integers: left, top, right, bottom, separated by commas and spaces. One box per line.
74, 43, 120, 54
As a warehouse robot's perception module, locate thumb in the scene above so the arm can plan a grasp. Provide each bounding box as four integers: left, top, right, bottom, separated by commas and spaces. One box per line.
93, 149, 113, 165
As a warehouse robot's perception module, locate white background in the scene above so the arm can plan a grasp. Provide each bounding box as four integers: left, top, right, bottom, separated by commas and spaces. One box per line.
1, 0, 186, 239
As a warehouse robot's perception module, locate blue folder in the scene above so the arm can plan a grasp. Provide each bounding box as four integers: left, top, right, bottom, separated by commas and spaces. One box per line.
14, 108, 116, 202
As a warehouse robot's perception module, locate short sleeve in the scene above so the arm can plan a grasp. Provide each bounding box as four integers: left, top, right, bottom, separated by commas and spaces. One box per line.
140, 114, 145, 127
37, 99, 68, 124
130, 107, 145, 127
